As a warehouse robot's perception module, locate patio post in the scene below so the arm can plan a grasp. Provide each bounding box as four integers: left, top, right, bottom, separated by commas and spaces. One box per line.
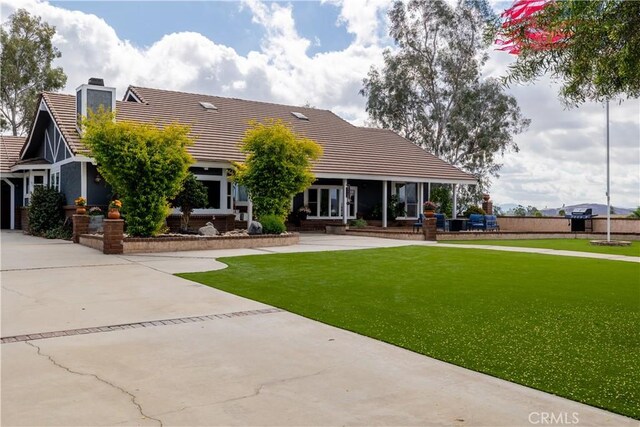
427, 182, 431, 201
342, 178, 348, 225
382, 180, 388, 228
418, 182, 423, 214
247, 198, 253, 231
452, 184, 458, 219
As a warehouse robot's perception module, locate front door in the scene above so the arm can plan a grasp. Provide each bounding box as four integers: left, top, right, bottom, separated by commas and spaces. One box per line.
1, 181, 11, 229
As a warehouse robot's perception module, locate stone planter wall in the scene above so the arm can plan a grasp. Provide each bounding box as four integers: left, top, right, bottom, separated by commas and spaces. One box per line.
497, 216, 640, 234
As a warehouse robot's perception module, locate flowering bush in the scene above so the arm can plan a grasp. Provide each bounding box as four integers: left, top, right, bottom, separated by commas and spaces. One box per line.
423, 201, 437, 211
74, 197, 86, 207
109, 199, 122, 209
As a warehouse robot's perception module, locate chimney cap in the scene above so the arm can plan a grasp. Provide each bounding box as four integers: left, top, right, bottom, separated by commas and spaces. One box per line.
88, 77, 104, 86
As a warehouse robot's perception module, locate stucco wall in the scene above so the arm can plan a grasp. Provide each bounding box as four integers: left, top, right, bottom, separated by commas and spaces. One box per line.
87, 163, 111, 205
497, 216, 640, 234
60, 162, 81, 205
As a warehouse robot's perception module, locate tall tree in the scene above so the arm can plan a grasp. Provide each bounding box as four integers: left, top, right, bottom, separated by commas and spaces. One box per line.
1, 9, 67, 136
494, 0, 640, 105
361, 0, 529, 201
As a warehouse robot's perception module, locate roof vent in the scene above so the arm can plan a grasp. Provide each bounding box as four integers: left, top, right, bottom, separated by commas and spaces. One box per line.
291, 111, 309, 121
88, 77, 104, 86
199, 101, 218, 111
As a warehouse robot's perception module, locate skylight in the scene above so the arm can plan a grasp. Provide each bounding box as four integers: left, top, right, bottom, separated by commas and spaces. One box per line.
199, 101, 218, 111
291, 111, 309, 121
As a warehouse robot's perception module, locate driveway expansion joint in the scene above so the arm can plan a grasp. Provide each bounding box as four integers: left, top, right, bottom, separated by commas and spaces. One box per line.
25, 341, 164, 426
1, 308, 284, 344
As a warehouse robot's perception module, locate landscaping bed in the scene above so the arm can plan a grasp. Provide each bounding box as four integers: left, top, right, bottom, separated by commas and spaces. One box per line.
179, 246, 640, 419
79, 231, 299, 253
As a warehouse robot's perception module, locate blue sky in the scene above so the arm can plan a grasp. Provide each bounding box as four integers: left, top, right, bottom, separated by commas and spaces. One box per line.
51, 1, 355, 55
3, 0, 639, 208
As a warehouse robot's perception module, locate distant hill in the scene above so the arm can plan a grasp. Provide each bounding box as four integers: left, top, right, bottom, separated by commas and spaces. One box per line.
541, 204, 633, 216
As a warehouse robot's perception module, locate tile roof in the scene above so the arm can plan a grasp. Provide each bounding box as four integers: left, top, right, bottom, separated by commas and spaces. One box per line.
0, 135, 26, 173
41, 87, 475, 183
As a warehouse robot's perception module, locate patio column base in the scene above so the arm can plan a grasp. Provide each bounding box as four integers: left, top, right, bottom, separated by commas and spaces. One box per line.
103, 219, 124, 254
423, 218, 437, 241
72, 214, 89, 243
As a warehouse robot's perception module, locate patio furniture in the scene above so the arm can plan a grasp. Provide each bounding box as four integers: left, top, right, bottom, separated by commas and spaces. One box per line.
484, 215, 500, 231
449, 218, 468, 232
435, 213, 448, 231
413, 213, 425, 232
467, 214, 485, 231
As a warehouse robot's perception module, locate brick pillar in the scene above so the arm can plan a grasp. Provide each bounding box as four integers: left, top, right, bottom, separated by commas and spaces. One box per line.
103, 219, 124, 254
72, 214, 90, 243
423, 217, 437, 241
482, 194, 493, 215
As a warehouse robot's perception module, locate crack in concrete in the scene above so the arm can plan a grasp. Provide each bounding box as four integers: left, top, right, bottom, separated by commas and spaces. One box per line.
153, 368, 328, 418
25, 341, 163, 426
1, 262, 132, 272
1, 284, 42, 303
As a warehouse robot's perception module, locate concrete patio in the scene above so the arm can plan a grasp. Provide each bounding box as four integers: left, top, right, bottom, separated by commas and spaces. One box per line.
1, 231, 635, 426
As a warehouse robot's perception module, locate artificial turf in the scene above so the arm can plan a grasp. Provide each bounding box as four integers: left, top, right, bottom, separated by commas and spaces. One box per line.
178, 246, 640, 419
441, 238, 640, 257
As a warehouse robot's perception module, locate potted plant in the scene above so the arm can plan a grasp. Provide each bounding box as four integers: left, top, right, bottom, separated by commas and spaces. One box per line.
423, 200, 437, 217
108, 199, 122, 219
74, 197, 87, 215
298, 205, 311, 221
88, 207, 104, 233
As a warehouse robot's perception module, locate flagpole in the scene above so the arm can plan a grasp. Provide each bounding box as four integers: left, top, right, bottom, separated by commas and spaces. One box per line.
606, 99, 611, 242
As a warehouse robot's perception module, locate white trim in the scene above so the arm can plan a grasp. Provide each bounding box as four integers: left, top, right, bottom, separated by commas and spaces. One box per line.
0, 172, 23, 178
382, 180, 388, 228
342, 179, 348, 225
21, 98, 76, 162
80, 162, 87, 200
193, 161, 232, 169
314, 172, 476, 185
304, 185, 357, 220
11, 164, 51, 171
192, 173, 233, 215
452, 183, 458, 219
123, 89, 143, 103
392, 181, 419, 220
2, 178, 15, 229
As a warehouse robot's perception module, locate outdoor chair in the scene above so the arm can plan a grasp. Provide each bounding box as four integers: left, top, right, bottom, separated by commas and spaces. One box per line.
467, 214, 486, 231
484, 215, 500, 231
435, 213, 448, 231
413, 213, 425, 232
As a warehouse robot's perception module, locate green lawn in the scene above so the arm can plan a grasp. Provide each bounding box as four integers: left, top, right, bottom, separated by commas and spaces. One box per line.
178, 246, 640, 419
440, 238, 640, 256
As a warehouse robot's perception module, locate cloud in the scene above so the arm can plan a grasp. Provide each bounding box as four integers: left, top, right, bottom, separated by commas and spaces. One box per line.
2, 0, 638, 208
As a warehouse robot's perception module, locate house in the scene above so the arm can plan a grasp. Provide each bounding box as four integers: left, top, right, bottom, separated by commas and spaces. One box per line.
2, 78, 476, 230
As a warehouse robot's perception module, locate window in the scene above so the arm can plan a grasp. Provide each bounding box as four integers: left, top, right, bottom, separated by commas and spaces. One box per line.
199, 101, 218, 110
305, 186, 357, 218
394, 182, 418, 218
234, 184, 249, 207
201, 181, 221, 209
50, 170, 60, 191
191, 172, 232, 214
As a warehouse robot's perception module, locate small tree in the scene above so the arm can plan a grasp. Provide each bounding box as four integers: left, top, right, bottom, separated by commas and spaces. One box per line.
82, 112, 194, 237
170, 172, 208, 231
232, 119, 322, 220
430, 186, 452, 218
28, 185, 65, 236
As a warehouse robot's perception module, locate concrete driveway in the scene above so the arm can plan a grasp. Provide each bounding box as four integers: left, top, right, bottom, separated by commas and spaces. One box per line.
1, 231, 634, 426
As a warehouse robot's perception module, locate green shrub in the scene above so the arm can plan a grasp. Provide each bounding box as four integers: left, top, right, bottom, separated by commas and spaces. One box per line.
431, 186, 452, 217
28, 186, 65, 236
349, 218, 368, 228
170, 172, 208, 230
463, 205, 486, 217
44, 222, 72, 240
81, 112, 194, 237
232, 119, 322, 220
260, 214, 286, 234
